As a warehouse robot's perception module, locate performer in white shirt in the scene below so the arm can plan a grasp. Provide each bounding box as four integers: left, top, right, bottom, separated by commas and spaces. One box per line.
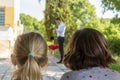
53, 18, 66, 63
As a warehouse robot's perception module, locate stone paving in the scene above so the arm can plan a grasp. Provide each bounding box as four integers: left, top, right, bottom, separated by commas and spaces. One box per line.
0, 54, 69, 80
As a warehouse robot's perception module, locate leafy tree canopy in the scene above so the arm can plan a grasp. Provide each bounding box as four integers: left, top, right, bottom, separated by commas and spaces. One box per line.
101, 0, 120, 24
20, 13, 46, 36
69, 0, 96, 22
101, 0, 120, 12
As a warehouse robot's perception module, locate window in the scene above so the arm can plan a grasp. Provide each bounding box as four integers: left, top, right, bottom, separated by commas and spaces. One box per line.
0, 8, 5, 25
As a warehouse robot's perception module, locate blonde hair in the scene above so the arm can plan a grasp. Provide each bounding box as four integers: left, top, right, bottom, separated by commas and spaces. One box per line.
11, 32, 48, 80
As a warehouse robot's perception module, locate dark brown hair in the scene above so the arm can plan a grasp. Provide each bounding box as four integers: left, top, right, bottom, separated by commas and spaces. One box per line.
55, 17, 61, 21
63, 28, 116, 70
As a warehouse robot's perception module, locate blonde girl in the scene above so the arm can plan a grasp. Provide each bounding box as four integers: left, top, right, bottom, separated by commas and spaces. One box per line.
11, 32, 55, 80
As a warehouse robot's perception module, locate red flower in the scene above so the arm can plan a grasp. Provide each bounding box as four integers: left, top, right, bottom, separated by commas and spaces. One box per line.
48, 44, 59, 50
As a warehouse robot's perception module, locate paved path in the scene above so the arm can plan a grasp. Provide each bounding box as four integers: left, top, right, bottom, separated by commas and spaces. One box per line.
0, 54, 69, 80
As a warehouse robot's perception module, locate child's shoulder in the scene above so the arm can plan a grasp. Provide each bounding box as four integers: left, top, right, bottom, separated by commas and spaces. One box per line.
42, 75, 56, 80
60, 70, 80, 80
60, 67, 120, 80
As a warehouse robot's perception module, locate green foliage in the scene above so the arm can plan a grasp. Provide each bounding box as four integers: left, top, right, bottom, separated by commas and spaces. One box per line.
108, 39, 120, 55
44, 0, 57, 39
45, 0, 98, 44
104, 24, 120, 39
44, 0, 120, 56
104, 23, 120, 55
20, 14, 34, 31
89, 18, 120, 55
69, 0, 97, 27
101, 0, 120, 24
100, 0, 120, 56
101, 0, 120, 11
45, 0, 78, 41
20, 14, 46, 37
111, 15, 120, 24
110, 55, 120, 72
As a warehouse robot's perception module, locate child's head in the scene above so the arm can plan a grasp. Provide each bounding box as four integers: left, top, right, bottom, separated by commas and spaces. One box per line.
11, 32, 48, 80
63, 28, 116, 70
50, 36, 54, 41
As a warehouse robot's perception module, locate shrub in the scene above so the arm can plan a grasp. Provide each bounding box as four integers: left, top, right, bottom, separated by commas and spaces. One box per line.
108, 39, 120, 55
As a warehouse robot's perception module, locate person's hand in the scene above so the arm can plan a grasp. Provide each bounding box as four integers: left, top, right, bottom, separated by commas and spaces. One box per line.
52, 24, 56, 30
53, 24, 55, 28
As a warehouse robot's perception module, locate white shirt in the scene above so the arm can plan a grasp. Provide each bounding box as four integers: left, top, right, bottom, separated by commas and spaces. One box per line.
56, 22, 66, 37
60, 67, 120, 80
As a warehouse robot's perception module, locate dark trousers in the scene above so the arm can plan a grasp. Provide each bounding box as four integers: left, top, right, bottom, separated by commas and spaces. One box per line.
58, 36, 64, 61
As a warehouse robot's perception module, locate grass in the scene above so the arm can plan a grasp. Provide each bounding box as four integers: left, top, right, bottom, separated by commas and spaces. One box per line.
110, 55, 120, 72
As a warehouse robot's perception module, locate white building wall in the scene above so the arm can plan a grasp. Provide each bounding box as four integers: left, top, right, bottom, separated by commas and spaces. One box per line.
0, 0, 14, 7
14, 0, 20, 25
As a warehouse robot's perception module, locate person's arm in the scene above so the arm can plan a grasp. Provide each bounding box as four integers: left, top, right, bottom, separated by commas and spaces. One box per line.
56, 24, 65, 34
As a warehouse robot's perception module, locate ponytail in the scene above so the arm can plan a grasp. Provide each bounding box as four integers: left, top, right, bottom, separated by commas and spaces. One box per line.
11, 32, 48, 80
11, 53, 48, 80
21, 57, 42, 80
